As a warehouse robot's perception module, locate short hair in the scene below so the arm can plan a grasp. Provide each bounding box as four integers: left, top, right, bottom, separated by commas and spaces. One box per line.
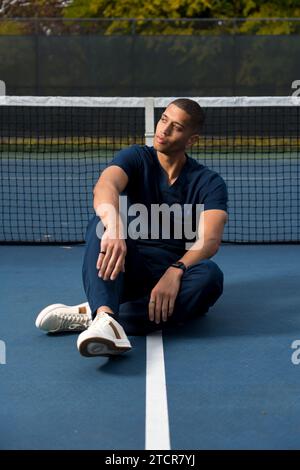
169, 98, 205, 134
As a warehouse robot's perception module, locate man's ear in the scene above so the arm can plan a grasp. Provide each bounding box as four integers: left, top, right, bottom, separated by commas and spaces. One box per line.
186, 134, 200, 148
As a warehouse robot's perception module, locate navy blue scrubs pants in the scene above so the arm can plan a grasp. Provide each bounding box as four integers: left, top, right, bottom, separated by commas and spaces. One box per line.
82, 216, 224, 335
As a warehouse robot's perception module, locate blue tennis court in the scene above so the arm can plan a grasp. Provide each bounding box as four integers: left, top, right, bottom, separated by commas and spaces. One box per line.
1, 243, 300, 449
1, 96, 300, 450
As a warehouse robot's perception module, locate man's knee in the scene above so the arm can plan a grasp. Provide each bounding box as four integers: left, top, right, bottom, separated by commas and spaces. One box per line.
189, 259, 223, 294
203, 259, 223, 283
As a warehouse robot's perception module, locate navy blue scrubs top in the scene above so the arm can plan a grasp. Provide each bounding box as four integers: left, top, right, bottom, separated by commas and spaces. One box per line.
107, 145, 228, 256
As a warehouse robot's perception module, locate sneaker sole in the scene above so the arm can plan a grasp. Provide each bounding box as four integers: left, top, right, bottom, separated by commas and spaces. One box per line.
78, 337, 132, 357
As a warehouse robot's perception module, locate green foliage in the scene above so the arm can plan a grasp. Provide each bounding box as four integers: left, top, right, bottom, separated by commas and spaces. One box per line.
1, 0, 300, 34
64, 0, 300, 19
65, 0, 208, 20
63, 0, 300, 34
0, 21, 27, 35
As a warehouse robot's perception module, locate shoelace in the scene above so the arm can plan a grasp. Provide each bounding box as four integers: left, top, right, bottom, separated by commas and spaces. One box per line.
56, 312, 91, 330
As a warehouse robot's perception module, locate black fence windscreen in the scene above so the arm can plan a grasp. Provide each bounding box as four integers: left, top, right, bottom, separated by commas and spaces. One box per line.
1, 35, 300, 96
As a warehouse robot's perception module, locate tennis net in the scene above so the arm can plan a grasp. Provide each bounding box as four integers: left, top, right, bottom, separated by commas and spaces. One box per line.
0, 96, 299, 243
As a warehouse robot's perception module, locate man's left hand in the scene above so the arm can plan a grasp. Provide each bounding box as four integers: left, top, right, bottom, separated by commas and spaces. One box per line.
148, 268, 183, 324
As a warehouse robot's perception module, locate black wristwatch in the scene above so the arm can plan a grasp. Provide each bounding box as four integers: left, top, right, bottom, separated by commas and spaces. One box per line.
170, 261, 187, 272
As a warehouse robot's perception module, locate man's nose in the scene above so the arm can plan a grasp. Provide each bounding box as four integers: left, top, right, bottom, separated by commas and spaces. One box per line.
162, 123, 171, 135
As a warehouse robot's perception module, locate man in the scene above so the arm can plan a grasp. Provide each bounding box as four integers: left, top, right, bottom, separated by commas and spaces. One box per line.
36, 98, 228, 357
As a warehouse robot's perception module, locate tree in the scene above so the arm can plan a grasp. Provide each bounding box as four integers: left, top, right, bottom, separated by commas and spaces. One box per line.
63, 0, 300, 35
0, 0, 70, 34
1, 0, 300, 34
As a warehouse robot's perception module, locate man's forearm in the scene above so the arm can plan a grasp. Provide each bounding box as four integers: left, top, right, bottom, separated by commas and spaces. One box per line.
178, 238, 220, 268
93, 180, 123, 234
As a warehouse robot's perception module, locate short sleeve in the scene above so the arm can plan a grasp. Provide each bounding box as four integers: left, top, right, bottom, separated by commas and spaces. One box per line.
202, 173, 228, 212
106, 145, 142, 182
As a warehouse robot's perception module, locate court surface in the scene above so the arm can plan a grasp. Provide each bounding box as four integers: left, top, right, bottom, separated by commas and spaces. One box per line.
1, 244, 300, 449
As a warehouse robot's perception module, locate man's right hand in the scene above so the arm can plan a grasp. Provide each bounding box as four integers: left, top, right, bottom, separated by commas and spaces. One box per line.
96, 228, 127, 281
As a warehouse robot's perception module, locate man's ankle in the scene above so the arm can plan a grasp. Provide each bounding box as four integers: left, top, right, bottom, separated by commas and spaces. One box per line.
96, 306, 114, 316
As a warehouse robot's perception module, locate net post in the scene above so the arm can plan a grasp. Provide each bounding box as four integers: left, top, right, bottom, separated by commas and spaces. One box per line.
144, 97, 155, 146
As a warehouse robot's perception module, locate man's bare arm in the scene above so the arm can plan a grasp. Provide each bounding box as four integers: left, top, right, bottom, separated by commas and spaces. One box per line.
93, 166, 129, 281
148, 209, 227, 323
93, 165, 128, 232
177, 209, 227, 268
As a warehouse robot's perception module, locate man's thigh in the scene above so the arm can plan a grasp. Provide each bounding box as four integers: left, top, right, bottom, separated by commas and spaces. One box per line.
121, 240, 155, 303
121, 242, 180, 302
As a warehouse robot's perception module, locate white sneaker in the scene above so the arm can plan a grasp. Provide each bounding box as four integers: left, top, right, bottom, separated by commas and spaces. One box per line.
35, 302, 92, 333
77, 311, 132, 357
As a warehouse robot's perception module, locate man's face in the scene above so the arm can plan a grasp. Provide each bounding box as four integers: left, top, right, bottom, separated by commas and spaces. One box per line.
154, 104, 198, 155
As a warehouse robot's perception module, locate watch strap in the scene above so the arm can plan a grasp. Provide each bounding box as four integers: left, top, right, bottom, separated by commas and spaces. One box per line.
170, 261, 186, 272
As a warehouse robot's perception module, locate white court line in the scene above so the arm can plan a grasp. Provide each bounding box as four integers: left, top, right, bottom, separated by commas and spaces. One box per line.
145, 330, 171, 450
